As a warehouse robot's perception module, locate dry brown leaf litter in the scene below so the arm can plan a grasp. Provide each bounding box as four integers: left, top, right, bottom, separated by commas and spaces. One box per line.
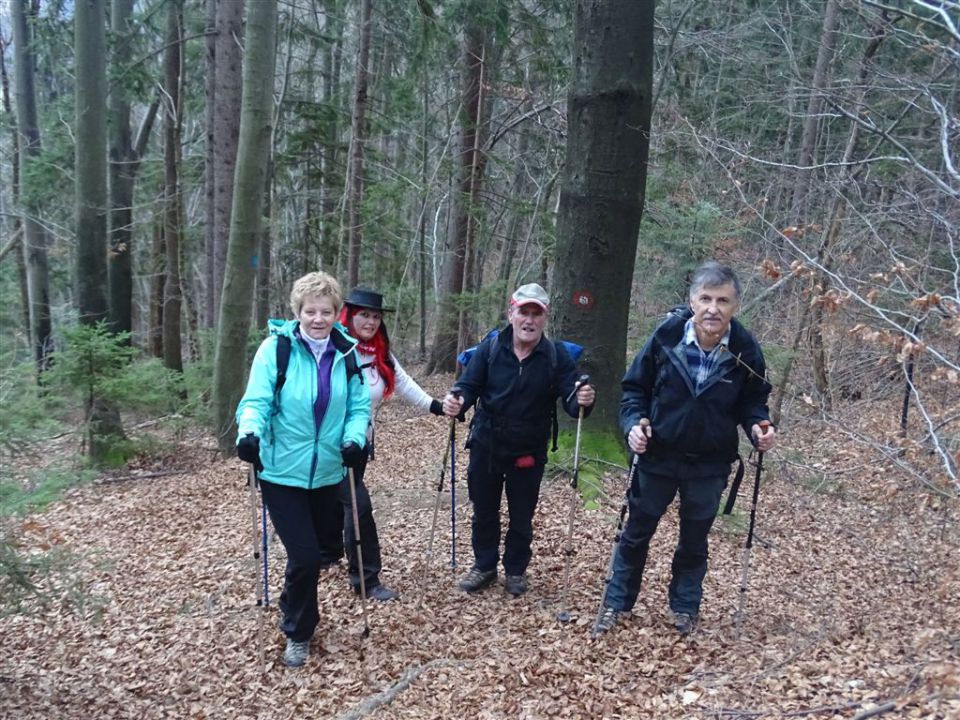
1, 374, 957, 719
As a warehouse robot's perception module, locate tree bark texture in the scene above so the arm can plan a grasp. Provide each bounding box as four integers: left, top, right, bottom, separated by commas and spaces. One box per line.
212, 0, 278, 452
426, 19, 487, 374
551, 0, 656, 434
162, 0, 184, 372
211, 0, 243, 328
12, 0, 52, 373
107, 0, 146, 338
75, 0, 109, 325
346, 0, 373, 289
203, 0, 217, 329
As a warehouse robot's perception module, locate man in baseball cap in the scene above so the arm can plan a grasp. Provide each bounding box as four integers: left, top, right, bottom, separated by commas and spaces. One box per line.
442, 282, 595, 598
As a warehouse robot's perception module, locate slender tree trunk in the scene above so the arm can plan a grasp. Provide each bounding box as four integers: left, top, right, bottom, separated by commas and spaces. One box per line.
203, 0, 217, 329
426, 19, 487, 373
211, 0, 244, 328
346, 0, 373, 288
12, 0, 52, 376
212, 0, 278, 452
550, 0, 656, 434
162, 0, 184, 372
790, 0, 840, 222
149, 219, 165, 359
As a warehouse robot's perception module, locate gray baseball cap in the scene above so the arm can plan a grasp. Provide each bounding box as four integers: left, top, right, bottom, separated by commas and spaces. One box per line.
511, 283, 550, 310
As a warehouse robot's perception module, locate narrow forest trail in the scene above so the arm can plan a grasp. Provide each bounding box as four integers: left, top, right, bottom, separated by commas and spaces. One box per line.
1, 373, 957, 719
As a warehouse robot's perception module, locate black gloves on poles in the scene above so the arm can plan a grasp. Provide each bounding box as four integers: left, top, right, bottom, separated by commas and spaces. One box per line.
341, 441, 366, 468
429, 398, 444, 416
237, 433, 263, 471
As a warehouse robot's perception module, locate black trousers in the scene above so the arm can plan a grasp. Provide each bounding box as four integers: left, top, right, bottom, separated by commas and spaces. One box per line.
259, 479, 343, 643
338, 452, 384, 592
466, 445, 545, 576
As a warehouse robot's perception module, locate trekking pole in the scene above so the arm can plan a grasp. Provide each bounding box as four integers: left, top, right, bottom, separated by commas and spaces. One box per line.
735, 420, 771, 640
246, 466, 266, 673
346, 466, 371, 638
592, 453, 639, 637
417, 414, 457, 610
450, 418, 458, 569
556, 374, 590, 622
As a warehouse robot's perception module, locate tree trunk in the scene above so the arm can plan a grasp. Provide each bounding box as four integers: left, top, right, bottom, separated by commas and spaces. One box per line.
75, 0, 109, 325
211, 0, 244, 328
346, 0, 373, 288
212, 0, 278, 453
161, 0, 184, 372
12, 0, 52, 375
550, 0, 656, 435
149, 219, 165, 359
203, 0, 217, 329
76, 0, 125, 457
426, 19, 487, 374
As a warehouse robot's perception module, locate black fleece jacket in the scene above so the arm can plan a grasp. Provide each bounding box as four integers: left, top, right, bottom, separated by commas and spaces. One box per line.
620, 308, 772, 477
453, 326, 590, 460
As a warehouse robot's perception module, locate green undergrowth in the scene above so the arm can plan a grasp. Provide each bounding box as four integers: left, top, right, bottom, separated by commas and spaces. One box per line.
549, 428, 628, 510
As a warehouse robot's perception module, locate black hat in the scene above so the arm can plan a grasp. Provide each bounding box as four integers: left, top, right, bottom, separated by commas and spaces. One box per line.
344, 287, 394, 312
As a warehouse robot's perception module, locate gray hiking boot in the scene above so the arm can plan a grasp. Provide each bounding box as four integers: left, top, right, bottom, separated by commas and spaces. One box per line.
367, 584, 399, 602
282, 638, 310, 667
504, 574, 528, 597
671, 611, 698, 636
458, 567, 497, 593
592, 606, 621, 637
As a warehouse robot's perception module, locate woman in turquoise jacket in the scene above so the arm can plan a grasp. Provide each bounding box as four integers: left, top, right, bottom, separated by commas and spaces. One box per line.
235, 271, 370, 668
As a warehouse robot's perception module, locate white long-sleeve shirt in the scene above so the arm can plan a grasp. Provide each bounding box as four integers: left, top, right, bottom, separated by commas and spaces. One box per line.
357, 350, 433, 440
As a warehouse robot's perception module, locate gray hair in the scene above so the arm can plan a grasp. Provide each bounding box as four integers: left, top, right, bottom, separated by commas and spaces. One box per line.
689, 261, 741, 301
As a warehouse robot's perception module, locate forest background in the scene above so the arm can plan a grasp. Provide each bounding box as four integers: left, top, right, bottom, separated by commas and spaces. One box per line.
0, 0, 958, 717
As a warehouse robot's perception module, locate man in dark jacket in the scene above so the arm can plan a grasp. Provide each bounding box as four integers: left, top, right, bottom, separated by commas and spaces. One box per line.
442, 283, 595, 597
593, 262, 776, 637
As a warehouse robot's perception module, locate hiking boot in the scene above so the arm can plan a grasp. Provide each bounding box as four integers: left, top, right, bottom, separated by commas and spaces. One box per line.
366, 584, 399, 602
282, 638, 310, 667
592, 606, 621, 637
458, 567, 497, 593
671, 611, 698, 636
504, 574, 528, 597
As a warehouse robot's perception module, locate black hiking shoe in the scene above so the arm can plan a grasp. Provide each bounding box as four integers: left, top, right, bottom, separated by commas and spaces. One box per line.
504, 574, 528, 597
671, 611, 698, 636
458, 567, 497, 593
592, 606, 621, 637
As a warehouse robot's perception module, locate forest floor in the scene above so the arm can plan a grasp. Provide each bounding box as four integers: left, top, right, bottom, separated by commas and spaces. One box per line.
1, 370, 958, 720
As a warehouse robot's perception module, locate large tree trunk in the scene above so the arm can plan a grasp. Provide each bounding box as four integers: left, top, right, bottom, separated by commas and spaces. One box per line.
76, 0, 125, 458
212, 0, 278, 453
426, 18, 487, 374
161, 0, 184, 372
345, 0, 373, 288
12, 0, 52, 376
211, 0, 244, 328
75, 0, 109, 325
550, 0, 656, 435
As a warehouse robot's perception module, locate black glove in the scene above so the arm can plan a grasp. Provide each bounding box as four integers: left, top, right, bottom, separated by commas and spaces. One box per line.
341, 441, 366, 468
237, 433, 263, 471
429, 398, 443, 416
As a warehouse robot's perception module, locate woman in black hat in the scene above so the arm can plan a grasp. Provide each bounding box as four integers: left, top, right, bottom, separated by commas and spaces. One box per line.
337, 287, 444, 601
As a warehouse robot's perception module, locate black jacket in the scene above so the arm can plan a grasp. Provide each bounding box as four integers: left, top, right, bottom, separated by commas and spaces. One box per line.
620, 308, 772, 478
453, 326, 590, 460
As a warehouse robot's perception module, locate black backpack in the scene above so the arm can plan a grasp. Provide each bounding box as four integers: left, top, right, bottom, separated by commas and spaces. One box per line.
273, 334, 364, 410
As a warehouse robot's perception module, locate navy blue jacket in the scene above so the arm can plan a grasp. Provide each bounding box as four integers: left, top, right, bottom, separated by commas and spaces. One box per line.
620, 308, 772, 478
453, 326, 590, 460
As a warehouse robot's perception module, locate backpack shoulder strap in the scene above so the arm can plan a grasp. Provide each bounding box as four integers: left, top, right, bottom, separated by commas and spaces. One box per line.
548, 338, 560, 453
344, 349, 364, 384
275, 335, 292, 398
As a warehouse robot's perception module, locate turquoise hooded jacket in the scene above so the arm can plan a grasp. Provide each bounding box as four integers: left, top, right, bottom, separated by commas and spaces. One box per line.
235, 320, 371, 489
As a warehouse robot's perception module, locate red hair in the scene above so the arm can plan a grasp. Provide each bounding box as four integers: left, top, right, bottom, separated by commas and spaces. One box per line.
340, 306, 396, 398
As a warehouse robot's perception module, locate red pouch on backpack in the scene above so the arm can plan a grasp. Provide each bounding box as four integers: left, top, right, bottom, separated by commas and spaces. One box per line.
514, 455, 535, 469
